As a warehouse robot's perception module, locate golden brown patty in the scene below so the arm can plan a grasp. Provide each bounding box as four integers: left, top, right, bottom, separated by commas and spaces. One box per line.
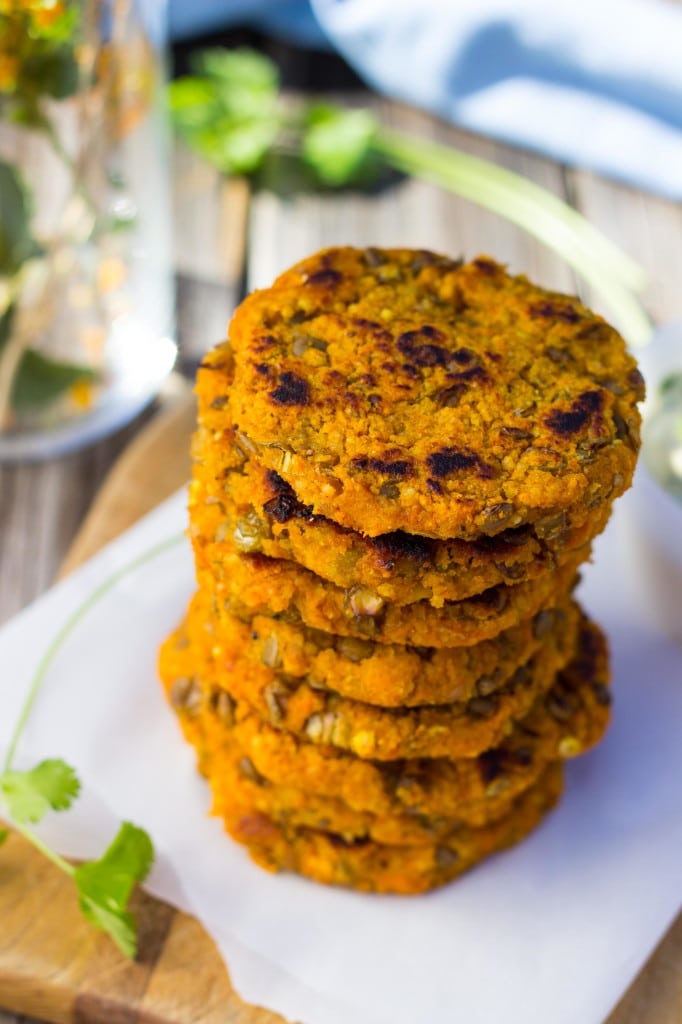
217, 761, 564, 894
160, 642, 562, 890
191, 419, 612, 607
170, 689, 552, 843
218, 599, 580, 708
192, 358, 613, 606
210, 247, 643, 540
159, 611, 611, 819
197, 543, 586, 648
179, 589, 580, 760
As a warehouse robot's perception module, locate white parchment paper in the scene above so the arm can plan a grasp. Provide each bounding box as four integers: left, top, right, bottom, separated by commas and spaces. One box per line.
1, 484, 681, 1024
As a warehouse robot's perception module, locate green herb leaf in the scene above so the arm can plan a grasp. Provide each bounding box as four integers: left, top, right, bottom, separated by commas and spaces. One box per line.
168, 77, 221, 132
169, 52, 283, 175
0, 161, 42, 275
303, 105, 378, 186
169, 44, 648, 340
0, 828, 8, 847
191, 48, 279, 117
74, 822, 155, 959
188, 118, 282, 176
11, 348, 97, 412
0, 759, 80, 824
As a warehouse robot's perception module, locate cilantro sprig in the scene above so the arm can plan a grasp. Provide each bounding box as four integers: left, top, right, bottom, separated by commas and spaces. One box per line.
0, 533, 183, 958
0, 763, 153, 957
169, 47, 651, 346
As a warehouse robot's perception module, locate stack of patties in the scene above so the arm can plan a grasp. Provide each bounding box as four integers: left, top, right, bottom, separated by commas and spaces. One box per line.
159, 247, 644, 894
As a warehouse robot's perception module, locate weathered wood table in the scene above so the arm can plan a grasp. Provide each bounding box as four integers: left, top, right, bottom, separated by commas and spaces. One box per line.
1, 89, 682, 1023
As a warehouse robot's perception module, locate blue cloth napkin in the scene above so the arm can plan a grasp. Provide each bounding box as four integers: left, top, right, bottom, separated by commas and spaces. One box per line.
170, 0, 682, 199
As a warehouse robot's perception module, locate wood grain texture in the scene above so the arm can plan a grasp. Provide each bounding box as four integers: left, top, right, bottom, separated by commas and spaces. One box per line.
1, 96, 682, 1024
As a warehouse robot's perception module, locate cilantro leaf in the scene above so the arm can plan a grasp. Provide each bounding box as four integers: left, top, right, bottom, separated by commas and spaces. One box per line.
191, 48, 279, 118
74, 822, 154, 959
303, 105, 378, 187
0, 759, 80, 824
188, 118, 282, 176
78, 897, 138, 959
170, 48, 284, 177
168, 77, 220, 133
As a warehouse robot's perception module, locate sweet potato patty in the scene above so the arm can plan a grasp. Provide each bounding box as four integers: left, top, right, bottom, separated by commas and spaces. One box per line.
212, 247, 643, 539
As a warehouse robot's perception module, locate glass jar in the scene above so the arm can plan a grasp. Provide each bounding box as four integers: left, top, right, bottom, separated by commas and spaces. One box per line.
0, 0, 175, 460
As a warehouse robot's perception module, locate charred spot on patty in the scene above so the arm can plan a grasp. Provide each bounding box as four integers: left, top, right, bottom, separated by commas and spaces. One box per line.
350, 318, 393, 345
576, 321, 612, 342
252, 334, 278, 353
269, 371, 311, 406
545, 389, 605, 436
397, 326, 451, 367
449, 347, 478, 366
427, 446, 494, 479
304, 268, 343, 287
352, 317, 382, 331
262, 471, 317, 523
627, 367, 646, 398
478, 748, 513, 784
446, 364, 488, 384
351, 454, 414, 478
472, 257, 501, 277
367, 530, 435, 568
529, 300, 582, 323
471, 525, 532, 556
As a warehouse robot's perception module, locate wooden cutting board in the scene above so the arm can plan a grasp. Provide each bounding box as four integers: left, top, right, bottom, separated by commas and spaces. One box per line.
1, 396, 680, 1024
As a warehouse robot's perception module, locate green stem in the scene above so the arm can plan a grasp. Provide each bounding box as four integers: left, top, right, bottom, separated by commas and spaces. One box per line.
5, 815, 76, 877
3, 532, 184, 774
374, 128, 652, 346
